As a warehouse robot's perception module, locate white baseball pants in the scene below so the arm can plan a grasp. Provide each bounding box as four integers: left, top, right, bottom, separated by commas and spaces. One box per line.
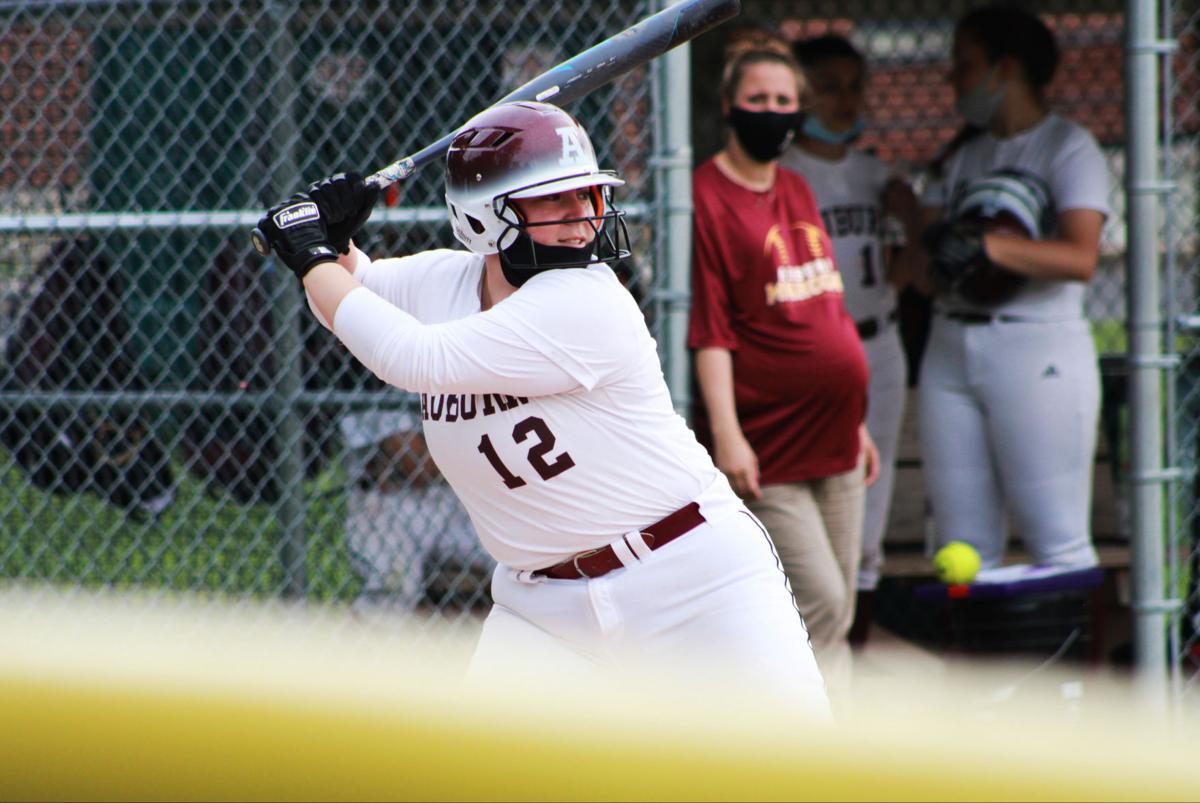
918, 315, 1100, 569
467, 491, 831, 719
858, 326, 908, 590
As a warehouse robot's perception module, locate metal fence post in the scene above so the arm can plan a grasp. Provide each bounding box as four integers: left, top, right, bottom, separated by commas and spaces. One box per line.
265, 0, 308, 599
656, 0, 694, 415
1125, 0, 1171, 709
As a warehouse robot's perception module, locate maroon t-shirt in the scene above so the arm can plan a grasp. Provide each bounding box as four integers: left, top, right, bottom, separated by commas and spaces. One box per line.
688, 159, 868, 485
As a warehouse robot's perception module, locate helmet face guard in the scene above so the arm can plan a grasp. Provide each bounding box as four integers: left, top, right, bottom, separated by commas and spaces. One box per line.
493, 181, 631, 279
444, 101, 629, 275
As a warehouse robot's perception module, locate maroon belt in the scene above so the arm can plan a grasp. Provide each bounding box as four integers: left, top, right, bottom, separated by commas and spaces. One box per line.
533, 502, 706, 580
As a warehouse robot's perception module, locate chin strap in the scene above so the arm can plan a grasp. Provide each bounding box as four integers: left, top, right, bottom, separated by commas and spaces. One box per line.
498, 232, 599, 288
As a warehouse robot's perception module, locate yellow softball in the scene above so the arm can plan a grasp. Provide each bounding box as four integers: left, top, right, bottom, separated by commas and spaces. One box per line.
933, 541, 981, 584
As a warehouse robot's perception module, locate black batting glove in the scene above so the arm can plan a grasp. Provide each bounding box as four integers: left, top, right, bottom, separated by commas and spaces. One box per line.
307, 172, 381, 254
256, 194, 340, 280
925, 219, 987, 296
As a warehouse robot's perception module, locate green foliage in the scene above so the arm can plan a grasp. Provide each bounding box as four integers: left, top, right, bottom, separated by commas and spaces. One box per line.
0, 455, 361, 602
1091, 318, 1125, 355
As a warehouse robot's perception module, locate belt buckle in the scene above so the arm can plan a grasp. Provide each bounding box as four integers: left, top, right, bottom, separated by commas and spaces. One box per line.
571, 548, 603, 579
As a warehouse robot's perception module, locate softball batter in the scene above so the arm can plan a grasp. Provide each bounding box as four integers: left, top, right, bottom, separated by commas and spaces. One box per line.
919, 5, 1109, 570
255, 101, 829, 715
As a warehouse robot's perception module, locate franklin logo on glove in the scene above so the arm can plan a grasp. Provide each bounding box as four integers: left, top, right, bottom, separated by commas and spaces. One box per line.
273, 202, 321, 229
255, 194, 340, 280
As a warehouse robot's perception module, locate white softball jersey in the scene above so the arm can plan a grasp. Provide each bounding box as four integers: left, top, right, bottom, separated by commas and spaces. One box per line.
332, 248, 735, 571
779, 147, 897, 327
320, 248, 830, 716
922, 113, 1111, 319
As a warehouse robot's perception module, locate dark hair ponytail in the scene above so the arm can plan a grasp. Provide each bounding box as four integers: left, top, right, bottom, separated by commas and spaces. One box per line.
956, 4, 1059, 92
791, 34, 865, 71
933, 5, 1059, 178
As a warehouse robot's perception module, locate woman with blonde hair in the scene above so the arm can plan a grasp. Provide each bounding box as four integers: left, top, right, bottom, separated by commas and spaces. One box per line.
689, 47, 877, 692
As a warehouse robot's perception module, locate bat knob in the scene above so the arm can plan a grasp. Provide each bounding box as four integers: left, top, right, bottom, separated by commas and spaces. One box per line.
250, 227, 271, 256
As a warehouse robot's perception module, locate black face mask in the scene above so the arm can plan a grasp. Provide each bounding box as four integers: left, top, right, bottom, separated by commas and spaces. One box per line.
727, 106, 802, 163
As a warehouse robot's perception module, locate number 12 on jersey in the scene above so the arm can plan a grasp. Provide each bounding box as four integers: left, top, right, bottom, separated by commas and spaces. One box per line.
477, 415, 576, 489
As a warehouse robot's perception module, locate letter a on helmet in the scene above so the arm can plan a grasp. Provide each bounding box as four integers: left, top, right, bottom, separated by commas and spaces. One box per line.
444, 101, 628, 274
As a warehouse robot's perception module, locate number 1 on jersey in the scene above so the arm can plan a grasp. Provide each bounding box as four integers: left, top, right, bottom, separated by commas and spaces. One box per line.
477, 433, 527, 489
860, 244, 877, 287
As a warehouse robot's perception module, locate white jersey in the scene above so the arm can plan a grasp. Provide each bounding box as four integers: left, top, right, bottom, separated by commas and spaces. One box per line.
921, 113, 1110, 319
331, 249, 730, 570
779, 147, 895, 324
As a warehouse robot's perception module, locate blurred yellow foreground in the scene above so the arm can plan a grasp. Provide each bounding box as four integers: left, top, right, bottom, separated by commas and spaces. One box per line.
0, 586, 1195, 801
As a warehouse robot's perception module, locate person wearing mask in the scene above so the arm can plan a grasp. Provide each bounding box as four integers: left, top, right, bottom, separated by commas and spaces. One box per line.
918, 5, 1109, 572
689, 47, 878, 693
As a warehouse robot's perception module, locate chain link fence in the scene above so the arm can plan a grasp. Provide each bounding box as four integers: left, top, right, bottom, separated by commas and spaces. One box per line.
706, 0, 1197, 703
1165, 0, 1200, 706
2, 0, 1199, 701
0, 0, 662, 635
702, 0, 1131, 664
